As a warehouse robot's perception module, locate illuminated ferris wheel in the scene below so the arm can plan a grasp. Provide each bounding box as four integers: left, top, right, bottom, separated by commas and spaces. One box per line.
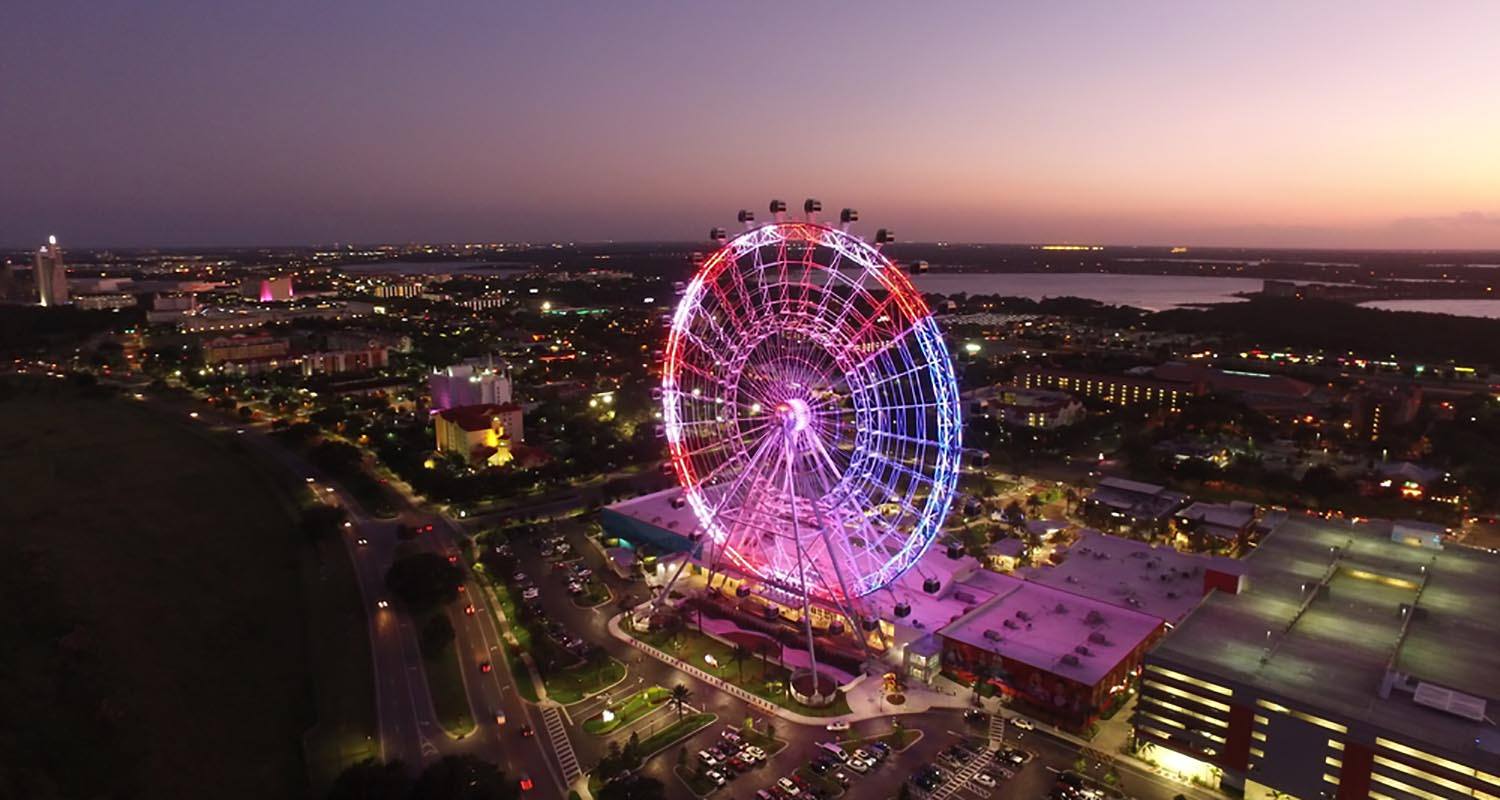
661, 200, 962, 626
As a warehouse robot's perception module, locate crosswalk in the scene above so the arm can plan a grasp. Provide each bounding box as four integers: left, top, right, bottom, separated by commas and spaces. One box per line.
927, 749, 996, 800
987, 712, 1006, 751
541, 705, 582, 784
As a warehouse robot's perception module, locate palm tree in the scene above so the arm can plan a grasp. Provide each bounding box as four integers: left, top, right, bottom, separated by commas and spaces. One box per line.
669, 683, 693, 719
731, 643, 749, 682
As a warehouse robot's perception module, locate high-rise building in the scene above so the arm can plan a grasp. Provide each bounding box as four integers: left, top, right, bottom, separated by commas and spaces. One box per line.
428, 355, 512, 411
34, 235, 69, 307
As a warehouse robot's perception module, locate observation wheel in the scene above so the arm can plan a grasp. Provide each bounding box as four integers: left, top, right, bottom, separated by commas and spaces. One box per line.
661, 203, 962, 612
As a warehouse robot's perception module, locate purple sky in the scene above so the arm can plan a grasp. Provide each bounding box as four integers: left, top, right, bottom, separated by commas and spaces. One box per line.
4, 1, 1498, 249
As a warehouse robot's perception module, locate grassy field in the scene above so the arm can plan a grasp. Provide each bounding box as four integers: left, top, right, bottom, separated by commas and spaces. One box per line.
424, 619, 477, 737
0, 377, 374, 798
545, 654, 627, 705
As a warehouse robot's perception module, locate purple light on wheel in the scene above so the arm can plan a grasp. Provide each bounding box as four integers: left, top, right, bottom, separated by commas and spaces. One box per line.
661, 220, 961, 602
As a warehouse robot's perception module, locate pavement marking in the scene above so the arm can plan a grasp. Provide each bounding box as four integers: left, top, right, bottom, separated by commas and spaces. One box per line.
541, 705, 583, 784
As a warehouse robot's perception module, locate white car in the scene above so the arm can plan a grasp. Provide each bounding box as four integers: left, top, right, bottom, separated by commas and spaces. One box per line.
698, 750, 719, 766
974, 774, 997, 788
706, 770, 726, 787
743, 745, 766, 760
845, 758, 870, 774
852, 749, 874, 764
825, 720, 850, 731
1009, 717, 1035, 731
776, 778, 800, 796
522, 587, 540, 601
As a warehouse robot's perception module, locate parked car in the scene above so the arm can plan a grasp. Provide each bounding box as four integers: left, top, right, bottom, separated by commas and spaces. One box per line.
776, 777, 800, 796
825, 719, 850, 731
1010, 717, 1035, 731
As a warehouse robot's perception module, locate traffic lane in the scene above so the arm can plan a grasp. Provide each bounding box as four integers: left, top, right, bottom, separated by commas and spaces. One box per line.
431, 525, 568, 798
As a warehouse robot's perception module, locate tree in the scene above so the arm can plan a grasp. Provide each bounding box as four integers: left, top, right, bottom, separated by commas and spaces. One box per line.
596, 775, 665, 800
385, 553, 462, 613
668, 683, 692, 719
327, 759, 411, 800
312, 440, 364, 475
623, 731, 641, 766
408, 755, 515, 800
420, 613, 456, 660
300, 505, 348, 543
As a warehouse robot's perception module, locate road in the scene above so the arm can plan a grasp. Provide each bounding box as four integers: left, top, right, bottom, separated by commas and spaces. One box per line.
125, 381, 1216, 800
133, 389, 569, 797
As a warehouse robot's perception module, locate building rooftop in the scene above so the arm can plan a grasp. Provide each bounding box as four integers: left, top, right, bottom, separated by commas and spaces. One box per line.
1152, 515, 1500, 763
1087, 477, 1189, 520
435, 402, 522, 432
939, 572, 1163, 688
1020, 529, 1243, 624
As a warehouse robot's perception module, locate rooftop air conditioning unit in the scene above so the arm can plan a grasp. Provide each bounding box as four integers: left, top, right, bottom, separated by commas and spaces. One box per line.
983, 629, 1003, 642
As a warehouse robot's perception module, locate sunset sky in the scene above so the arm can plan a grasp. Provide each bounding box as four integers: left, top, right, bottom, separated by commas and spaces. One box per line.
4, 1, 1498, 248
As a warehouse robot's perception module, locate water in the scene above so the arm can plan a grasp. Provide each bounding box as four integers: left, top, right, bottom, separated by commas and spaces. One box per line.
1357, 299, 1500, 319
340, 260, 526, 276
907, 272, 1264, 311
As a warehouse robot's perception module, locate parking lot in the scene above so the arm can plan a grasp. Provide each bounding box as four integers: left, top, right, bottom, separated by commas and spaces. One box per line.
676, 714, 1042, 800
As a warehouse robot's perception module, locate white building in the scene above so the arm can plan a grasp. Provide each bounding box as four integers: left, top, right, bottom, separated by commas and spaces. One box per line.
428, 355, 512, 411
34, 236, 68, 307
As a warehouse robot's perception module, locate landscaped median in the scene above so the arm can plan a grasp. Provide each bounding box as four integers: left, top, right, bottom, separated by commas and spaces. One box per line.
624, 619, 853, 717
425, 630, 477, 737
582, 686, 669, 735
591, 712, 718, 794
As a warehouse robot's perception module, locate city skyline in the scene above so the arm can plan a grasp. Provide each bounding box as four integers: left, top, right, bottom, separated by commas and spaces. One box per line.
5, 1, 1500, 249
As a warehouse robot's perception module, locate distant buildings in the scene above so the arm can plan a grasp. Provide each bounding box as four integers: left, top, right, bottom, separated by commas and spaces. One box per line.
968, 385, 1085, 429
73, 292, 138, 310
34, 236, 69, 307
240, 275, 294, 302
1017, 366, 1194, 410
434, 402, 525, 467
1351, 383, 1422, 441
428, 356, 512, 411
201, 334, 291, 374
1132, 516, 1500, 798
301, 342, 389, 376
1016, 362, 1317, 418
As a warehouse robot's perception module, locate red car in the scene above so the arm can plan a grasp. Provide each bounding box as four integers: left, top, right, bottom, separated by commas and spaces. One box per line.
479, 661, 492, 673
519, 775, 534, 792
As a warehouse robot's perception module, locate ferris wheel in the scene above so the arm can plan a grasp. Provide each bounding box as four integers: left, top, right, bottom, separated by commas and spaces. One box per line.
660, 200, 962, 631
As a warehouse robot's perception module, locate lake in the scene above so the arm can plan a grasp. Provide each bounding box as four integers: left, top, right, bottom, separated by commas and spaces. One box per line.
1357, 299, 1500, 319
907, 272, 1264, 311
